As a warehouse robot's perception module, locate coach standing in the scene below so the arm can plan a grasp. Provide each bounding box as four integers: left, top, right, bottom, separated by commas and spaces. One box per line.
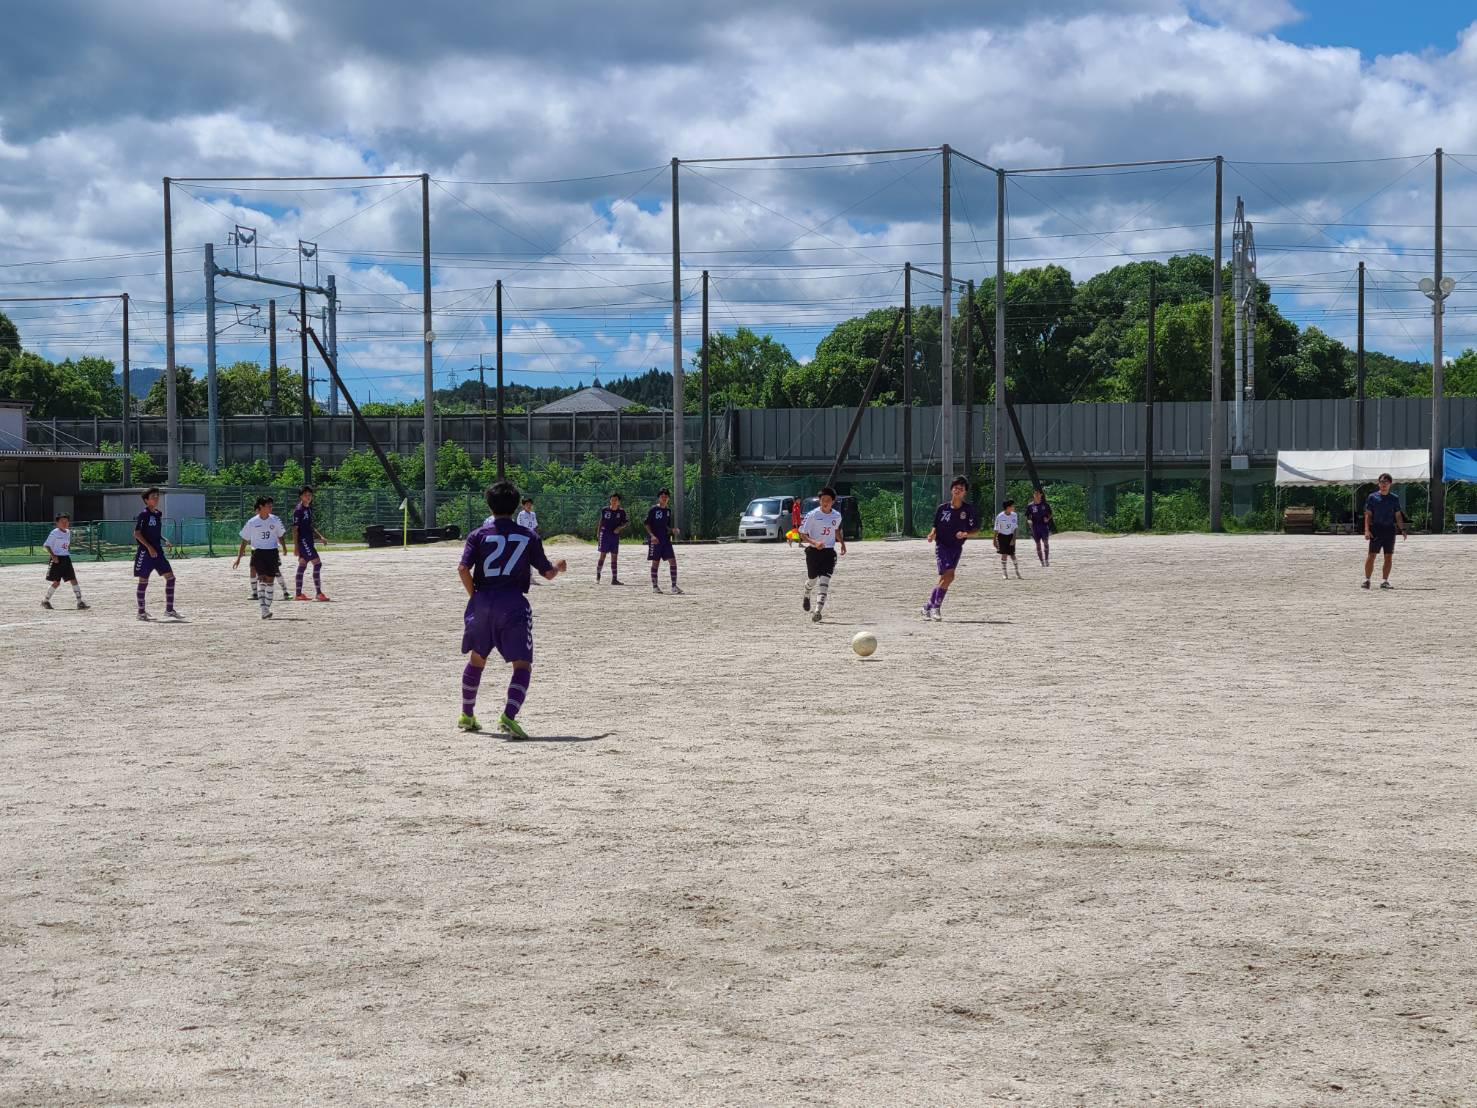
1362, 473, 1407, 591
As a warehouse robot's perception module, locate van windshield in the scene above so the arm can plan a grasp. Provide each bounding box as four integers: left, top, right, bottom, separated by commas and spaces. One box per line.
745, 498, 782, 516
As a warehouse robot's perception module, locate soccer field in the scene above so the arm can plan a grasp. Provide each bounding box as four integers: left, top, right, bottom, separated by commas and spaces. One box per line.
3, 534, 1474, 1105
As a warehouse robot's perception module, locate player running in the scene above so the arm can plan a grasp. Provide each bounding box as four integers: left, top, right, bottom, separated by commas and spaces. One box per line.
1362, 472, 1408, 590
457, 480, 567, 738
646, 489, 682, 594
994, 498, 1023, 579
1025, 487, 1053, 566
41, 514, 88, 610
798, 486, 846, 622
595, 493, 627, 585
921, 476, 982, 621
292, 485, 330, 601
234, 496, 289, 619
133, 487, 182, 621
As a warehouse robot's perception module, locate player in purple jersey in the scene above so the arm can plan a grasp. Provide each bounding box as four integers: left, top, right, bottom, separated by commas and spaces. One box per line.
921, 475, 982, 621
1025, 487, 1053, 566
457, 480, 568, 738
292, 485, 331, 601
645, 488, 682, 594
595, 492, 628, 585
132, 487, 182, 621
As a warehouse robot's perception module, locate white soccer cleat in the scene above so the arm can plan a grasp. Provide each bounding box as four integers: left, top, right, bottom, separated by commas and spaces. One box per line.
931, 607, 943, 622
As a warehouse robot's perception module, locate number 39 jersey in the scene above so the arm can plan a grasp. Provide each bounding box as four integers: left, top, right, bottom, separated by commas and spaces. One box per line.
459, 518, 553, 594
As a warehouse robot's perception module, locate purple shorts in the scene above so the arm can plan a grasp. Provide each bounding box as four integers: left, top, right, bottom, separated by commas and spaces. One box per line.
133, 550, 173, 578
461, 591, 534, 665
296, 539, 319, 561
597, 532, 621, 554
934, 544, 963, 575
648, 539, 675, 561
1031, 524, 1051, 541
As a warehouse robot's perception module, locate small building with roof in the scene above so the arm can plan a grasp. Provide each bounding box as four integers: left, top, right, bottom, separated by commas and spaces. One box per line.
0, 399, 123, 521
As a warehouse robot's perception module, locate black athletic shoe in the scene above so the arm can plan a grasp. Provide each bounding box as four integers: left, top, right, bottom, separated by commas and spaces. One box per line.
802, 596, 811, 611
1361, 579, 1371, 589
41, 599, 52, 610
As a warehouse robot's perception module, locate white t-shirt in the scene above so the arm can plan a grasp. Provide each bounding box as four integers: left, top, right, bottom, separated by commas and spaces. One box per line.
45, 528, 72, 557
993, 511, 1019, 536
800, 507, 843, 549
516, 509, 538, 531
240, 514, 286, 550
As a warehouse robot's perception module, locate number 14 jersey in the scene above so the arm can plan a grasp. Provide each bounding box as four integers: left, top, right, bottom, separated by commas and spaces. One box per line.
460, 518, 553, 594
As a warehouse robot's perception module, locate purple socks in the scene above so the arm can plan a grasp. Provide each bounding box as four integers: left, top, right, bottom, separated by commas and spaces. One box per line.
136, 579, 147, 614
312, 563, 321, 593
505, 669, 530, 720
669, 561, 678, 586
927, 585, 948, 610
165, 578, 175, 610
461, 663, 483, 717
296, 563, 307, 593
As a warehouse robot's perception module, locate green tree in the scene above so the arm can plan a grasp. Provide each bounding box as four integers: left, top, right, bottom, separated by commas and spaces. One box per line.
141, 366, 207, 417
0, 311, 21, 367
686, 327, 798, 410
0, 350, 111, 417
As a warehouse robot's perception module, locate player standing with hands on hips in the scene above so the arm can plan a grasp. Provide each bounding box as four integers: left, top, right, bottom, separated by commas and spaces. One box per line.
234, 496, 289, 619
1362, 472, 1407, 590
798, 485, 846, 622
646, 489, 682, 594
922, 476, 982, 621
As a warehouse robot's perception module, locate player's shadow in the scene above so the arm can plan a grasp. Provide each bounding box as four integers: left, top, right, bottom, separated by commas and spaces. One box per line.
506, 732, 611, 744
945, 619, 1014, 625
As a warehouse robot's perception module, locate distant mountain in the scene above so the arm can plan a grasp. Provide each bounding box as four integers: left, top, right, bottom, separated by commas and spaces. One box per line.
116, 367, 163, 398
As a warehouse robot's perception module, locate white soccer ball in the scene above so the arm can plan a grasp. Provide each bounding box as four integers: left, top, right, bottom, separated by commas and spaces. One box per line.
851, 631, 878, 658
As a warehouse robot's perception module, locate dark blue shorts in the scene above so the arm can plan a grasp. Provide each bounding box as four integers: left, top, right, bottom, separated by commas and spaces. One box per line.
934, 545, 963, 575
1368, 526, 1397, 556
1031, 524, 1051, 541
296, 540, 319, 561
597, 532, 621, 554
648, 539, 675, 561
461, 592, 534, 665
133, 550, 173, 578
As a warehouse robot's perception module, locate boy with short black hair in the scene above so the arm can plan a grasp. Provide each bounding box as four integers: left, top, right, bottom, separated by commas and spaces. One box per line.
596, 493, 627, 585
994, 498, 1022, 579
292, 485, 330, 602
922, 476, 981, 620
646, 489, 681, 594
517, 497, 539, 534
234, 496, 289, 619
798, 486, 846, 622
1362, 473, 1407, 590
1025, 487, 1053, 566
42, 514, 87, 610
133, 487, 182, 621
458, 480, 568, 738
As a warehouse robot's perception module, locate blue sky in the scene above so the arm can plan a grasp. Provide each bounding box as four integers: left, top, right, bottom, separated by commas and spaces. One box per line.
1281, 1, 1469, 56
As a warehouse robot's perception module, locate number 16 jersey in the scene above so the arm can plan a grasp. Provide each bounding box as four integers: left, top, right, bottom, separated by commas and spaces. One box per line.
460, 518, 553, 595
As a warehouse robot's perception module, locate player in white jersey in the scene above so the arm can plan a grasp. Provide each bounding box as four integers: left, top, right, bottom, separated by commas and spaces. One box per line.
516, 497, 539, 533
42, 513, 88, 610
993, 498, 1022, 579
798, 486, 847, 622
232, 496, 289, 619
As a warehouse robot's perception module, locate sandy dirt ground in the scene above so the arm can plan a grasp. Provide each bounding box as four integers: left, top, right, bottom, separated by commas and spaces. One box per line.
2, 533, 1474, 1106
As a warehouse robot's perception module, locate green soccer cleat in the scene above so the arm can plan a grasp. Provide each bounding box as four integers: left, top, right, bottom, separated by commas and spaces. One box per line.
497, 713, 529, 740
458, 713, 482, 733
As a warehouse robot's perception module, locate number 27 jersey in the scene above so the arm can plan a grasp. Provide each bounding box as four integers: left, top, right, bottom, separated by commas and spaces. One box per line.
460, 519, 553, 594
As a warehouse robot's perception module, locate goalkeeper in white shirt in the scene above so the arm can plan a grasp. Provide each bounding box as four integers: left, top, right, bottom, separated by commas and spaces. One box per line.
798, 486, 847, 623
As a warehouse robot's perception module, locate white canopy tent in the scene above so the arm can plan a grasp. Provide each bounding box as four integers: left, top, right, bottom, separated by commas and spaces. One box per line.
1274, 450, 1430, 487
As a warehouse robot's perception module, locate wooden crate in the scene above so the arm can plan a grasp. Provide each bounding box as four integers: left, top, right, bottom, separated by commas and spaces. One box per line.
1283, 505, 1316, 534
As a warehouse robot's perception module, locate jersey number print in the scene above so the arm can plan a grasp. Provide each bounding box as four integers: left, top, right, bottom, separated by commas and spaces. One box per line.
481, 534, 530, 577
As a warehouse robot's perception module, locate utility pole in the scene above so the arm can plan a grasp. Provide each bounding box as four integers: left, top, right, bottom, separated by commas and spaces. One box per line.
268, 299, 278, 413
421, 172, 435, 528
940, 144, 954, 497
326, 274, 338, 417
994, 167, 1007, 512
1356, 262, 1366, 449
496, 280, 505, 478
963, 278, 975, 482
670, 158, 685, 532
700, 269, 711, 539
902, 262, 914, 534
299, 287, 312, 484
204, 242, 219, 473
121, 293, 131, 487
1232, 197, 1244, 456
1145, 271, 1157, 530
478, 354, 488, 462
162, 179, 179, 486
1210, 155, 1224, 532
1429, 148, 1448, 530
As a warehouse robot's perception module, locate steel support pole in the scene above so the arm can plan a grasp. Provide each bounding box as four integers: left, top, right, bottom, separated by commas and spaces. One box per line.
1145, 271, 1157, 530
268, 299, 278, 411
162, 179, 179, 485
299, 287, 311, 484
204, 243, 219, 473
671, 158, 685, 531
326, 274, 338, 417
902, 262, 914, 534
421, 173, 436, 527
1233, 200, 1244, 456
940, 144, 954, 497
1209, 155, 1224, 531
496, 280, 505, 477
700, 269, 711, 539
994, 168, 1007, 512
963, 278, 975, 482
1432, 148, 1446, 530
1356, 262, 1366, 449
479, 355, 488, 463
121, 293, 131, 487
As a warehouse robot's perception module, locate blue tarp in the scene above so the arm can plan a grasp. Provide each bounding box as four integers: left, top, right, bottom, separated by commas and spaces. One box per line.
1443, 448, 1477, 483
